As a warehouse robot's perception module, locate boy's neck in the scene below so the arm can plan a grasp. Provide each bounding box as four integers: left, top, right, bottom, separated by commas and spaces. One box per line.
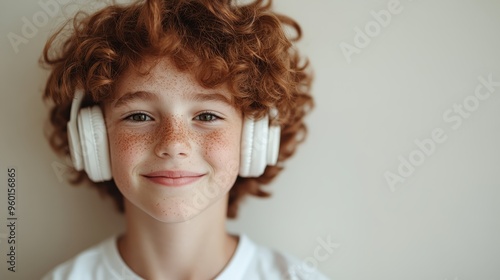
118, 195, 238, 279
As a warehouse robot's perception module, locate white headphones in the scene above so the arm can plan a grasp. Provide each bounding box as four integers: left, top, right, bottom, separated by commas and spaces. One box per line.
67, 89, 281, 182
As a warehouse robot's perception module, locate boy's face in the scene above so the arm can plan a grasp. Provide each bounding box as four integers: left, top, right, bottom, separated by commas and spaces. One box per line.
103, 58, 242, 223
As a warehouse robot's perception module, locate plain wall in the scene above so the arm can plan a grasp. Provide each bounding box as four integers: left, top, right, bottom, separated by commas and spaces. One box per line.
1, 0, 500, 279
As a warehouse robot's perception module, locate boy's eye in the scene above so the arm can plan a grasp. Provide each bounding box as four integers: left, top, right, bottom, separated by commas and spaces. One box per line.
195, 112, 220, 122
125, 113, 152, 122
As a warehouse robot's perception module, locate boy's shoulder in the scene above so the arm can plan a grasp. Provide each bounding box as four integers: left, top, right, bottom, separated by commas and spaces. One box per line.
41, 235, 137, 280
41, 234, 331, 280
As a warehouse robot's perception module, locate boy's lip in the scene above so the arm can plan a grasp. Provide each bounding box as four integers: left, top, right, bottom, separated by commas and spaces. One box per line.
144, 170, 205, 178
142, 170, 206, 187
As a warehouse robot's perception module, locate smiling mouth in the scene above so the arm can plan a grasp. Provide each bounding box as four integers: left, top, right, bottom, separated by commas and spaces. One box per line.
143, 171, 205, 187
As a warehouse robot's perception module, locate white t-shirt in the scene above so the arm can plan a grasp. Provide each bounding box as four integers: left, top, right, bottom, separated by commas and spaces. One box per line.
42, 234, 330, 280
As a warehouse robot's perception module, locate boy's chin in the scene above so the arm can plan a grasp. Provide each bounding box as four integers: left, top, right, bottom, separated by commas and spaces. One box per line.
124, 197, 224, 224
150, 204, 208, 224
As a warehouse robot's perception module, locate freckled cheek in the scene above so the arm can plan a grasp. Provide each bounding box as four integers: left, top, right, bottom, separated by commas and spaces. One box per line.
108, 130, 155, 180
199, 128, 241, 177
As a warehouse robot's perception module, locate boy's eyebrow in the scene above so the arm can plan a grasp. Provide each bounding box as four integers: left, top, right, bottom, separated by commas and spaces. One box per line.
190, 92, 233, 106
112, 90, 233, 108
113, 91, 159, 108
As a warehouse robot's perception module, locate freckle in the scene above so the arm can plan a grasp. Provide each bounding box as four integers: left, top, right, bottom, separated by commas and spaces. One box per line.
116, 131, 154, 156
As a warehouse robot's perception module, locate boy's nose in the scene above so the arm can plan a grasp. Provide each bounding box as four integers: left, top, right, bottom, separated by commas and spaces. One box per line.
154, 116, 192, 159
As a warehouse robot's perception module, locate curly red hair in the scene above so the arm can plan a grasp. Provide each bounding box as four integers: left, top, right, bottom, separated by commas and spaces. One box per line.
41, 0, 313, 218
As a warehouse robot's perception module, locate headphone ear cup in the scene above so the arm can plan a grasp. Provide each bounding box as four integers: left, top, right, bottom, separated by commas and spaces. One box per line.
67, 117, 84, 172
77, 106, 112, 182
266, 124, 280, 165
239, 115, 269, 177
239, 117, 254, 177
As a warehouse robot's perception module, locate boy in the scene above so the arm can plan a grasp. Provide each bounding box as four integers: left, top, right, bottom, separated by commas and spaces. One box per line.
41, 0, 328, 279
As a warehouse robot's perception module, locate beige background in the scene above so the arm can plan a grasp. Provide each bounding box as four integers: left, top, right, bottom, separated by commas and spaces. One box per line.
1, 0, 500, 279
